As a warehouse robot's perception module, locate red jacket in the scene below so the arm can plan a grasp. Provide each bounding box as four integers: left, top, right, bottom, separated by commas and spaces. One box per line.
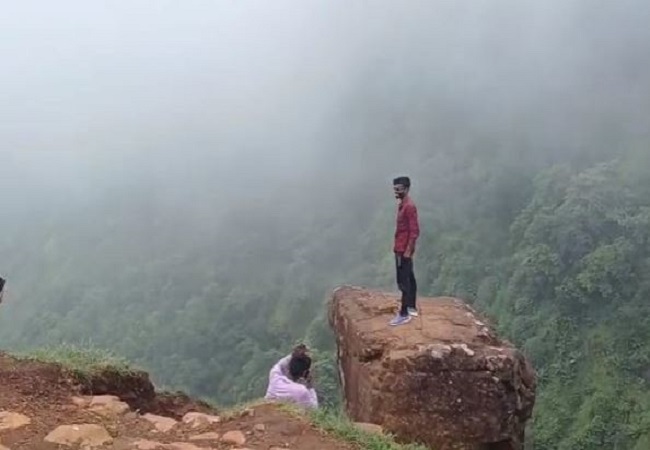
394, 196, 420, 254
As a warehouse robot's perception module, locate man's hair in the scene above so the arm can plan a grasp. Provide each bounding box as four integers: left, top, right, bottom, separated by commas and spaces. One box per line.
288, 354, 312, 380
393, 176, 411, 188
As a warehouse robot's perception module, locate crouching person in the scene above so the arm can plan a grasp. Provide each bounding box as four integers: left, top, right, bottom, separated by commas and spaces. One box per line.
264, 344, 318, 410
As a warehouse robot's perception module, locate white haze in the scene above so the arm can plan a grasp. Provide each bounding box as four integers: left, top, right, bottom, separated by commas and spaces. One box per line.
1, 0, 649, 220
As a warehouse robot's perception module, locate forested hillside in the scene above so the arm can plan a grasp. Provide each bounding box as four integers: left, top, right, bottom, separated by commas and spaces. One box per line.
2, 1, 650, 449
3, 149, 650, 449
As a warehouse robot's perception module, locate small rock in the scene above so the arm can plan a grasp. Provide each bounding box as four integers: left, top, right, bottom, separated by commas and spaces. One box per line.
44, 424, 113, 447
478, 327, 491, 337
451, 343, 475, 357
189, 432, 220, 441
60, 405, 79, 413
0, 412, 31, 431
89, 395, 130, 417
253, 423, 266, 432
76, 395, 126, 407
427, 343, 452, 359
143, 413, 178, 432
182, 412, 220, 429
89, 395, 120, 405
131, 439, 164, 450
166, 443, 206, 450
221, 430, 246, 446
109, 437, 135, 450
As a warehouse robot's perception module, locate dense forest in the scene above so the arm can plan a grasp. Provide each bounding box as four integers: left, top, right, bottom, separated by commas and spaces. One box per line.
3, 148, 650, 450
2, 1, 650, 449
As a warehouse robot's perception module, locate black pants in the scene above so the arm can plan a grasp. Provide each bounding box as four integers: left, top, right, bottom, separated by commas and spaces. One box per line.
395, 253, 417, 316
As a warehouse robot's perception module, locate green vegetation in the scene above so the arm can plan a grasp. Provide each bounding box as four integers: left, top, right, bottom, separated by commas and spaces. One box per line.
2, 0, 650, 448
18, 342, 134, 379
463, 155, 650, 450
308, 408, 429, 450
2, 149, 650, 449
2, 130, 650, 449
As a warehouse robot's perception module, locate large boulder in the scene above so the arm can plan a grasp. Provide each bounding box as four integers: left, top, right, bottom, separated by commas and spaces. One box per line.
329, 286, 536, 450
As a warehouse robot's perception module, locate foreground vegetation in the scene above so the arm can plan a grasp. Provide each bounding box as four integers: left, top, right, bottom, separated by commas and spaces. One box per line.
17, 342, 135, 380
308, 408, 429, 450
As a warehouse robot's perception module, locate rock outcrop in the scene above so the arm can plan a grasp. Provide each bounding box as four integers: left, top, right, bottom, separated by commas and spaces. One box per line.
329, 286, 536, 450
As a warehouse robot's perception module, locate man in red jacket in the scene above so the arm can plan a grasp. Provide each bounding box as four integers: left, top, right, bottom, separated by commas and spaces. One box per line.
391, 176, 420, 326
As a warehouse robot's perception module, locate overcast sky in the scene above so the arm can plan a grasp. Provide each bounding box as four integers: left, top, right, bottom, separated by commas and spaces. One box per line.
1, 0, 648, 217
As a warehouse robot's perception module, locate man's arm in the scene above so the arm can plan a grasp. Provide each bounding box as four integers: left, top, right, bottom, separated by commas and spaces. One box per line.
269, 354, 292, 379
299, 387, 319, 409
404, 204, 420, 258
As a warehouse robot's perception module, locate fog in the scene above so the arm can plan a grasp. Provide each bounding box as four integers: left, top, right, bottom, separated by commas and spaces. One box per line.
1, 0, 649, 292
2, 1, 650, 423
2, 0, 648, 222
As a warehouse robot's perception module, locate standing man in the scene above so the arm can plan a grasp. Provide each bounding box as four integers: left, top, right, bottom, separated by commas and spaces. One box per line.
390, 176, 420, 326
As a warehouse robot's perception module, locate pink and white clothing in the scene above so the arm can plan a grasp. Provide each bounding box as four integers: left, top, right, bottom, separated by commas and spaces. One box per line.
264, 355, 318, 409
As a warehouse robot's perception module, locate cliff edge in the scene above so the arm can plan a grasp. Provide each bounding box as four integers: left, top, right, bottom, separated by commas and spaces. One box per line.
0, 352, 355, 450
329, 286, 536, 450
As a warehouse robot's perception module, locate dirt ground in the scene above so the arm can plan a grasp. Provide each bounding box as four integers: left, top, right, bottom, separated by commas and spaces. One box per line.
0, 353, 354, 450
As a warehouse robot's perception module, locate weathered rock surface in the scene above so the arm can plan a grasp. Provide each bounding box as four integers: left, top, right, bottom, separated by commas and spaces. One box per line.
165, 443, 207, 450
0, 412, 31, 431
188, 432, 220, 441
143, 413, 178, 432
329, 286, 537, 450
44, 424, 113, 447
182, 412, 220, 428
131, 439, 165, 450
88, 395, 131, 416
221, 430, 246, 446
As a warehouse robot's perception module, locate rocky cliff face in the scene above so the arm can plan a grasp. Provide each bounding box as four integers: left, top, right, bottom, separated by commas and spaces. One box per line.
329, 286, 536, 450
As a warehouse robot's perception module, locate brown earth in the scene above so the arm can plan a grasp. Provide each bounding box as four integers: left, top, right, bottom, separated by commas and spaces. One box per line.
329, 286, 537, 450
0, 353, 355, 450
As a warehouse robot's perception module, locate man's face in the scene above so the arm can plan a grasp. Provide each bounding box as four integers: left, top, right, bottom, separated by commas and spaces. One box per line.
393, 184, 407, 199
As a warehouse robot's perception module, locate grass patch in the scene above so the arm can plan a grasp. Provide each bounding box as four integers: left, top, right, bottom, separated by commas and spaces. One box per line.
280, 404, 430, 450
18, 342, 133, 378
